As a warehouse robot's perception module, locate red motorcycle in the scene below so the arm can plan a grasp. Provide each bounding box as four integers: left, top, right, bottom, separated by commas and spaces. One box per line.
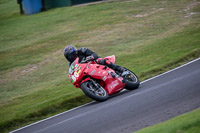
68, 55, 140, 102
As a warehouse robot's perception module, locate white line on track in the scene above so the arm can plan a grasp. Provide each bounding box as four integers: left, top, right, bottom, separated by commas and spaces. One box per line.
10, 57, 200, 133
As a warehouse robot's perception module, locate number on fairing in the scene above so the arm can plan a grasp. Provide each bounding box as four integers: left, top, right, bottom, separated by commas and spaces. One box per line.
74, 72, 79, 78
71, 75, 76, 83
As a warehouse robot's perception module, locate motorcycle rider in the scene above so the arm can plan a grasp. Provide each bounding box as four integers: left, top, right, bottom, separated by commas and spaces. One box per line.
64, 45, 125, 73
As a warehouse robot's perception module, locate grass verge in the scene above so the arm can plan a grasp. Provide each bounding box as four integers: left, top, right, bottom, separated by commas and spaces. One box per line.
135, 108, 200, 133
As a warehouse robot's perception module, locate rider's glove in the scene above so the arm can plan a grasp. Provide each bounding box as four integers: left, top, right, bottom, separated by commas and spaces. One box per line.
86, 56, 94, 61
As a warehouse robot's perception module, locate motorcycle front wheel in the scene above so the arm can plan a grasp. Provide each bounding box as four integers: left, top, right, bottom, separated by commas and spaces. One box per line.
81, 81, 109, 102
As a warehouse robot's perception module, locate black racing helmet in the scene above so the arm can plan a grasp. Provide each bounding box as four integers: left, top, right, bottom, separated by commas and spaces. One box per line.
64, 45, 77, 62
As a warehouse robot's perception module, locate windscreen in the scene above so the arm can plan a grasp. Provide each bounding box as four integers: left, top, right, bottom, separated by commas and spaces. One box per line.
69, 60, 76, 75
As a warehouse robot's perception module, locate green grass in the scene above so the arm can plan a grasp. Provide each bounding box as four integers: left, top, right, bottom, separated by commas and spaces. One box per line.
0, 0, 200, 132
135, 108, 200, 133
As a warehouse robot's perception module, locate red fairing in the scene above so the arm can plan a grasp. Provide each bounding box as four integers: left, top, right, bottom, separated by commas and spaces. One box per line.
68, 55, 126, 96
104, 55, 116, 64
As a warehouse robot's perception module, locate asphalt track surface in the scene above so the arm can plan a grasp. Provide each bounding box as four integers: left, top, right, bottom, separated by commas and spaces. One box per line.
11, 58, 200, 133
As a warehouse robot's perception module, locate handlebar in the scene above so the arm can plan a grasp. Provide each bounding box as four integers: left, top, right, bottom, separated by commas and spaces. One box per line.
80, 59, 88, 63
80, 59, 94, 64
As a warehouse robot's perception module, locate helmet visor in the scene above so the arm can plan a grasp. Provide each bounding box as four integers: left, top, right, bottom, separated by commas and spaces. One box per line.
67, 49, 76, 62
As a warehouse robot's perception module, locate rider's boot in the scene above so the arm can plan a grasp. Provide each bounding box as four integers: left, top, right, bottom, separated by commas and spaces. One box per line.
114, 64, 126, 73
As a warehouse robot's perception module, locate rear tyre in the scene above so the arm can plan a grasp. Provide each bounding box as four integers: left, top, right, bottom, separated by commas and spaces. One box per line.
81, 81, 109, 102
121, 68, 140, 90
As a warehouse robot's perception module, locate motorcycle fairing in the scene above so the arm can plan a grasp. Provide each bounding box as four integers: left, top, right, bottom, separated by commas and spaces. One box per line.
69, 56, 126, 95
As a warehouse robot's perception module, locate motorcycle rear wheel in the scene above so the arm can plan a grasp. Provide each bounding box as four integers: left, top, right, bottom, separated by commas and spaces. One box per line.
121, 68, 140, 90
81, 81, 109, 102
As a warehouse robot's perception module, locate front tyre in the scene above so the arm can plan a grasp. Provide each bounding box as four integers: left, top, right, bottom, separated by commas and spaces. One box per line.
81, 81, 109, 102
121, 68, 140, 90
